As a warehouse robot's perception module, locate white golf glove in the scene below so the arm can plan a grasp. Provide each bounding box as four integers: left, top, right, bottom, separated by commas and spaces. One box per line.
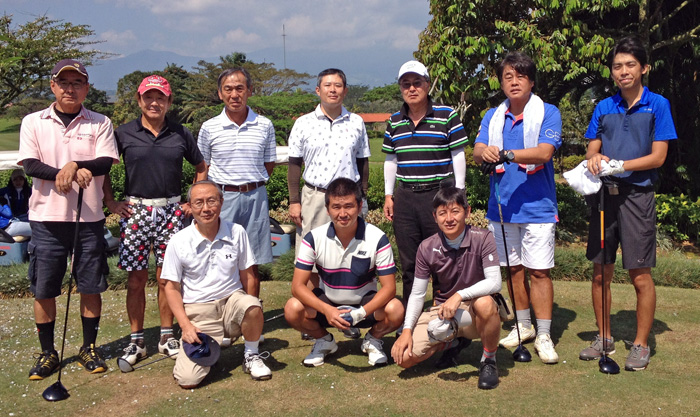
599, 159, 625, 176
349, 306, 367, 326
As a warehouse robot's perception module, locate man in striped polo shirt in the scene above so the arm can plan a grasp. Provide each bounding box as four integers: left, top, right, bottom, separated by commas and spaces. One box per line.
382, 60, 468, 303
198, 68, 277, 281
284, 178, 404, 367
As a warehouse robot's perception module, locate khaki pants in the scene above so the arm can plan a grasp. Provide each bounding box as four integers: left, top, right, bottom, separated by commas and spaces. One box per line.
173, 290, 261, 387
411, 301, 479, 357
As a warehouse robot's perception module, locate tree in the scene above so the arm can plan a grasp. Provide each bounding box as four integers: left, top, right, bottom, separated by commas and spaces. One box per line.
418, 0, 700, 195
0, 14, 110, 109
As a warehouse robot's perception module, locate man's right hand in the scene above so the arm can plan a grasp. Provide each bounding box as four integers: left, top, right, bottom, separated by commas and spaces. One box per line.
289, 202, 303, 227
106, 200, 133, 218
180, 323, 202, 345
383, 195, 394, 221
55, 161, 79, 194
391, 330, 413, 365
323, 305, 351, 330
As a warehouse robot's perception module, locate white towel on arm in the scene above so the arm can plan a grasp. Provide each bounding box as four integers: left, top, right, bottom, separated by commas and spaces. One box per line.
487, 93, 545, 173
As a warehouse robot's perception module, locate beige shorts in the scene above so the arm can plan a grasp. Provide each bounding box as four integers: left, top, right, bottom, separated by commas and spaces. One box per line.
411, 301, 479, 357
295, 185, 331, 259
173, 289, 261, 387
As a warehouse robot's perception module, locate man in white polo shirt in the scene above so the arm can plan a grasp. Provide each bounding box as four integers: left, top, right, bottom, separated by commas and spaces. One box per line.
287, 68, 371, 253
284, 178, 404, 367
162, 180, 271, 387
18, 59, 119, 380
198, 67, 276, 279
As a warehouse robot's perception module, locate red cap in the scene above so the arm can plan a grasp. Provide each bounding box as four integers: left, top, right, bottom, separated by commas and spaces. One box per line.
137, 75, 171, 96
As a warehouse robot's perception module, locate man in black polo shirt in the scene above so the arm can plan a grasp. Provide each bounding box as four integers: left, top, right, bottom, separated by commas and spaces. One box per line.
382, 60, 468, 305
391, 187, 502, 390
104, 75, 207, 367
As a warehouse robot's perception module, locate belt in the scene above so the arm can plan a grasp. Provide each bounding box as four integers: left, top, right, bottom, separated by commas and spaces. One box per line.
305, 183, 327, 193
126, 196, 180, 207
397, 181, 441, 192
219, 181, 266, 193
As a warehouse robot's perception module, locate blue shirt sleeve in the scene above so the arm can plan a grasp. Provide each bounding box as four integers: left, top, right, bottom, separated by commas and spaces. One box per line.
651, 95, 678, 141
474, 108, 496, 145
539, 104, 562, 149
585, 101, 604, 140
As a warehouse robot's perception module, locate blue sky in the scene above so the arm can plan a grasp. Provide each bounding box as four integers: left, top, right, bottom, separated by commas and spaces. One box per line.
4, 0, 432, 87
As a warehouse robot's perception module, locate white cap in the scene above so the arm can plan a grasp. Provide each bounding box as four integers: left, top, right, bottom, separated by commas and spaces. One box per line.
398, 60, 429, 80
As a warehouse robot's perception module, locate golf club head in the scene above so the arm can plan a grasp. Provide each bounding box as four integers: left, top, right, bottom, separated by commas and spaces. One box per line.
117, 357, 135, 373
599, 355, 620, 374
513, 344, 532, 362
42, 381, 69, 402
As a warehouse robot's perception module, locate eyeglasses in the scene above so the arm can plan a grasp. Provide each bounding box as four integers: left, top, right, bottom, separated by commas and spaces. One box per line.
399, 80, 426, 90
56, 81, 87, 90
191, 197, 222, 209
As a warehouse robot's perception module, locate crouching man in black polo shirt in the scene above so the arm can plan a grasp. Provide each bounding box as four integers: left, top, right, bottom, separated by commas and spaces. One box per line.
391, 187, 502, 390
103, 75, 207, 367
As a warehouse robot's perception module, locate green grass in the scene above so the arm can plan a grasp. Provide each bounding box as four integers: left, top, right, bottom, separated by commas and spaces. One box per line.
0, 117, 21, 151
369, 137, 384, 163
0, 280, 699, 416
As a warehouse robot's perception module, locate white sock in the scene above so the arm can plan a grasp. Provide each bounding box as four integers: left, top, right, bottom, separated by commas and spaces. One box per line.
516, 309, 532, 328
244, 339, 259, 356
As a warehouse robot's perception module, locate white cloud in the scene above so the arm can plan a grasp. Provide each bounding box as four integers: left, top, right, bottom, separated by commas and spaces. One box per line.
209, 29, 263, 52
99, 29, 138, 50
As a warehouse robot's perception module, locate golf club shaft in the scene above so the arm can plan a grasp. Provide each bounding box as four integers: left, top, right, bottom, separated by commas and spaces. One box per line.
265, 312, 285, 323
599, 186, 608, 358
133, 353, 176, 370
56, 188, 84, 384
495, 181, 524, 345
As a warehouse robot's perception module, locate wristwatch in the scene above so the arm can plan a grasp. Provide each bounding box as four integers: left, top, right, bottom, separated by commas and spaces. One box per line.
505, 150, 515, 162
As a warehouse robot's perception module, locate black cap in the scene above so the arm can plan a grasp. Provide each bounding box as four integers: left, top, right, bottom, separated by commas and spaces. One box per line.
51, 59, 89, 80
182, 333, 220, 367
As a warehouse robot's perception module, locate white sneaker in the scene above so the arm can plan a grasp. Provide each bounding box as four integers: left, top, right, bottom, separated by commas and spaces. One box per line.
243, 352, 272, 380
303, 335, 338, 367
360, 333, 388, 367
534, 334, 559, 364
499, 323, 536, 348
121, 342, 147, 365
158, 337, 180, 358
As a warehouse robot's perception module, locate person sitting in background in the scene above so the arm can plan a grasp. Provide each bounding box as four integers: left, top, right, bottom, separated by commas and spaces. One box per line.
0, 196, 31, 237
0, 169, 32, 221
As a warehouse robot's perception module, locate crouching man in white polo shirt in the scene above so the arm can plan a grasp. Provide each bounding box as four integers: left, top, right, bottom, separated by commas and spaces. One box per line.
284, 178, 404, 367
161, 180, 271, 387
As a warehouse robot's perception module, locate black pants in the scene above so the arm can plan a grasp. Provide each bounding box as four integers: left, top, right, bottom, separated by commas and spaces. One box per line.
392, 186, 441, 303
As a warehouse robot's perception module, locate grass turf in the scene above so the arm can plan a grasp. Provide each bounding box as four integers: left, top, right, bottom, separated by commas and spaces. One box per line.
0, 280, 698, 416
0, 117, 20, 151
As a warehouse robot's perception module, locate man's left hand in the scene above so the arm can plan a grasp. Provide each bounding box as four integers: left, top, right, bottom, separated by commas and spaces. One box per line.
75, 168, 93, 189
55, 161, 79, 194
599, 159, 625, 176
348, 306, 367, 326
180, 202, 193, 217
438, 293, 462, 320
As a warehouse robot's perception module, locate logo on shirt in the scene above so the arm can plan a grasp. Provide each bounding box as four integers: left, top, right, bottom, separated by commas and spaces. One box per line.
225, 254, 232, 259
488, 254, 494, 262
358, 251, 367, 256
76, 133, 94, 141
432, 248, 442, 254
544, 129, 561, 140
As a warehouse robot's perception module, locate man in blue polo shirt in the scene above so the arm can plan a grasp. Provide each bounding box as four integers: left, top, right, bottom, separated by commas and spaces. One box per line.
284, 178, 404, 367
579, 36, 677, 371
474, 51, 562, 364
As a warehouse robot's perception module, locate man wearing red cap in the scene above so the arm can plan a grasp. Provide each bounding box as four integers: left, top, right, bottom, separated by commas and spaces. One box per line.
18, 59, 119, 379
103, 74, 207, 367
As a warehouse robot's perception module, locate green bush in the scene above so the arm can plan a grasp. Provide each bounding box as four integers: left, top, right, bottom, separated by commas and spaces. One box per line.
366, 165, 385, 211
556, 182, 589, 237
267, 165, 289, 211
466, 166, 490, 211
560, 154, 586, 172
656, 194, 700, 243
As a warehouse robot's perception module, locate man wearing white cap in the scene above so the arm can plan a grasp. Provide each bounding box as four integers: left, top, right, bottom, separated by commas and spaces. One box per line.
391, 187, 502, 390
104, 74, 207, 367
382, 60, 468, 305
19, 59, 119, 379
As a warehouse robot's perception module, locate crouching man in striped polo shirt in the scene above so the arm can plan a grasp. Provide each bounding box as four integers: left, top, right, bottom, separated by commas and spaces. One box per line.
284, 178, 404, 367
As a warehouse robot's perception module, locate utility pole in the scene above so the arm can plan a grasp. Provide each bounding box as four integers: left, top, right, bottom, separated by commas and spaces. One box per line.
282, 24, 287, 69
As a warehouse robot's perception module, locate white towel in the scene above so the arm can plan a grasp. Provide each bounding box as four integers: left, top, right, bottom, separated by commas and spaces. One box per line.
488, 93, 545, 173
563, 160, 601, 196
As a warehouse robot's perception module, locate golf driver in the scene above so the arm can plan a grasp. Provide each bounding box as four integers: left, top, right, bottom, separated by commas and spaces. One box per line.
598, 185, 620, 374
494, 181, 532, 363
118, 352, 177, 373
43, 188, 84, 402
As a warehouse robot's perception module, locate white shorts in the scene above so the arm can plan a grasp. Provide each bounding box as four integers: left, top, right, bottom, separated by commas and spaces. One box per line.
488, 222, 555, 270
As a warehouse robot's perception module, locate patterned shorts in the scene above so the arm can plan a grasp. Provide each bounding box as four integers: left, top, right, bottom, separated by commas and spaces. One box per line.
118, 202, 184, 270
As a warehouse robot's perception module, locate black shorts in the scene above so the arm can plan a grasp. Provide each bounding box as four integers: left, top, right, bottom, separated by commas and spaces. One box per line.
586, 185, 656, 269
28, 220, 109, 299
311, 288, 379, 328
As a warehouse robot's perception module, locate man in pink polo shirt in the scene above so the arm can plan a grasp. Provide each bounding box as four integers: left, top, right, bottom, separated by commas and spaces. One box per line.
18, 59, 119, 380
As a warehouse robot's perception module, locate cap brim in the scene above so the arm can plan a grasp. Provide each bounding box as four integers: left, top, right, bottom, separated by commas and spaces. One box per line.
53, 66, 88, 79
